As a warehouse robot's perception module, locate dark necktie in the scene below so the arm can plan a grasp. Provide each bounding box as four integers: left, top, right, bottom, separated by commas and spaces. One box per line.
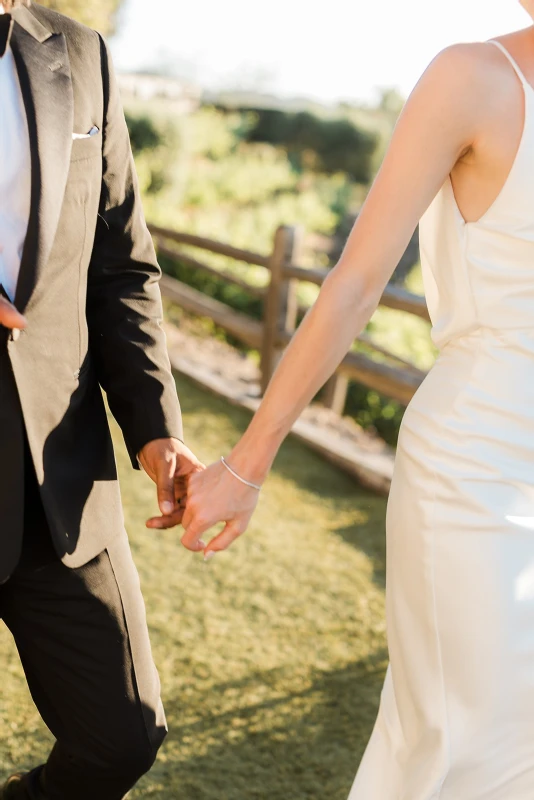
0, 14, 13, 59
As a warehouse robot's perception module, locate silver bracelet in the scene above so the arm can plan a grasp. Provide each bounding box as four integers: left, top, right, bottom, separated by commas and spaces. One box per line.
220, 456, 262, 491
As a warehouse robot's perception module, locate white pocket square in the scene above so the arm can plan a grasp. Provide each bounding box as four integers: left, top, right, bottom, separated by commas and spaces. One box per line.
72, 126, 100, 140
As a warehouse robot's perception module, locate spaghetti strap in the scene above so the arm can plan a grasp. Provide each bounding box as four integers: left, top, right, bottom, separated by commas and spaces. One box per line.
487, 39, 530, 88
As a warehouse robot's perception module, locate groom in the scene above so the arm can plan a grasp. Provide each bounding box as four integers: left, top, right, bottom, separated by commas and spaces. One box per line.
0, 1, 203, 798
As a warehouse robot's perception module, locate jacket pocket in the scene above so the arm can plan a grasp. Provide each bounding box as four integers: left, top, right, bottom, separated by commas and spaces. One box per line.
70, 128, 102, 162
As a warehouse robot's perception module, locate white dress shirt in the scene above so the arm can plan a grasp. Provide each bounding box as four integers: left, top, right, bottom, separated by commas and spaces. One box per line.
0, 38, 31, 302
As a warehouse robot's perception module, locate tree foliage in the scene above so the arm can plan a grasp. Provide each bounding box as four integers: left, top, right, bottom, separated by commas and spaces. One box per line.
244, 109, 379, 184
37, 0, 124, 35
124, 109, 184, 197
125, 113, 163, 156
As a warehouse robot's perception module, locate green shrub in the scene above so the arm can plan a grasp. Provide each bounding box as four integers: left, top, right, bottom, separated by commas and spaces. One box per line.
125, 113, 162, 155
246, 109, 379, 183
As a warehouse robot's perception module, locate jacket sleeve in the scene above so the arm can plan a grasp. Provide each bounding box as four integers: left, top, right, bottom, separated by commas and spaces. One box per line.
87, 34, 183, 469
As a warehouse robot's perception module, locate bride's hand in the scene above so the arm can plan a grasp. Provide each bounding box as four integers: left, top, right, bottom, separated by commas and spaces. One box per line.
181, 459, 261, 559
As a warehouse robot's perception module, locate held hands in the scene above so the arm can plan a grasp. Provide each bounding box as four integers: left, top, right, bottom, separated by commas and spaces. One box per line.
140, 439, 265, 559
139, 437, 205, 547
181, 457, 261, 559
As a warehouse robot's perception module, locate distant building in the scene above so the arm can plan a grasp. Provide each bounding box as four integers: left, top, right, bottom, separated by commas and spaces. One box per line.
117, 72, 201, 113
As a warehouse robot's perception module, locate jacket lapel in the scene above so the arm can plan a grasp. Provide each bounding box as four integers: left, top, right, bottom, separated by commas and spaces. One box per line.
10, 5, 73, 312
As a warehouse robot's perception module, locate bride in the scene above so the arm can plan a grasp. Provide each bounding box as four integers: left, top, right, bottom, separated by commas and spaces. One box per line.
174, 1, 534, 796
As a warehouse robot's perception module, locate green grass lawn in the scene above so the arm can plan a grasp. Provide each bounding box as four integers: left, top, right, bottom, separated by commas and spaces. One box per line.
0, 374, 389, 799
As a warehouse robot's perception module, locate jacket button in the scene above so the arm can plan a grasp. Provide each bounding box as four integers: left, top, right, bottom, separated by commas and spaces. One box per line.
9, 328, 21, 342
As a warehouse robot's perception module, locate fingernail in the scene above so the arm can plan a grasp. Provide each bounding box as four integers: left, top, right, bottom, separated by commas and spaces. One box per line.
198, 540, 207, 549
203, 551, 215, 562
161, 501, 173, 514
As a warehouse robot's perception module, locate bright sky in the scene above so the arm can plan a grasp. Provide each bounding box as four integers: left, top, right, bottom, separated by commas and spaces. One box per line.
111, 0, 530, 104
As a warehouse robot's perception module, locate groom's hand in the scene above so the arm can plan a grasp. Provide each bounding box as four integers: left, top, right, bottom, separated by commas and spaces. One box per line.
139, 438, 205, 537
0, 294, 26, 330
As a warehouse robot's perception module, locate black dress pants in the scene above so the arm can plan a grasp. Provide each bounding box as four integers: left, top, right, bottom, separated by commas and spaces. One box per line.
0, 429, 168, 799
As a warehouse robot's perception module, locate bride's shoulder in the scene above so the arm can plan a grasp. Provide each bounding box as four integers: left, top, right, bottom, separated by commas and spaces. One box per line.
428, 40, 502, 77
413, 40, 511, 103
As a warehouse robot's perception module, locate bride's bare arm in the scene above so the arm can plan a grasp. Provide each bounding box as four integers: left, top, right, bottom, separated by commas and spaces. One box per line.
180, 44, 491, 554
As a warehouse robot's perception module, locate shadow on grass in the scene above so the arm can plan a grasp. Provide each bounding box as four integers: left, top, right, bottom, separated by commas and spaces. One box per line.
142, 648, 388, 800
333, 517, 386, 590
0, 649, 388, 800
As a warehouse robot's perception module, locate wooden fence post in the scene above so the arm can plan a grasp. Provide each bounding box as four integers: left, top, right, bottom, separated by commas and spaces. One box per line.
322, 372, 350, 415
260, 225, 302, 395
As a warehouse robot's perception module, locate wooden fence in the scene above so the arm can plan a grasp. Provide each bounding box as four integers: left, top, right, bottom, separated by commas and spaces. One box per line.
149, 223, 430, 415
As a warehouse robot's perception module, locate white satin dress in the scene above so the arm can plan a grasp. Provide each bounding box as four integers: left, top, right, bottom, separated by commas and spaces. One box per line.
348, 41, 534, 800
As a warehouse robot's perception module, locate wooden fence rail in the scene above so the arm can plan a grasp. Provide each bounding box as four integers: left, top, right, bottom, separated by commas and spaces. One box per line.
150, 222, 431, 415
